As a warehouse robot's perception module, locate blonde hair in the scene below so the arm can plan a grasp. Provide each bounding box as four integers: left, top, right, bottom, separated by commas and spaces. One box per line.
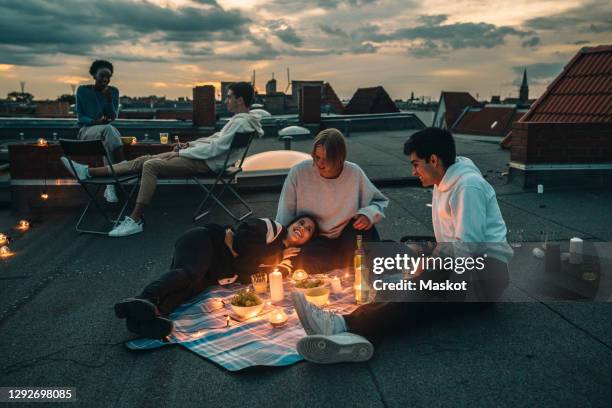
311, 128, 347, 170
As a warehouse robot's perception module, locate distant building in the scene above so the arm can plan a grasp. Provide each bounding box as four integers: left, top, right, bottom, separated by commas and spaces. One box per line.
432, 92, 478, 129
344, 86, 399, 115
321, 83, 344, 114
519, 68, 529, 106
509, 44, 612, 187
291, 80, 324, 107
266, 77, 277, 95
452, 105, 527, 137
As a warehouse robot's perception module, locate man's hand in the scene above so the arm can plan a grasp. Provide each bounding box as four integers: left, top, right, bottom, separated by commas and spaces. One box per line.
101, 86, 112, 102
172, 142, 189, 152
282, 247, 301, 259
352, 214, 372, 230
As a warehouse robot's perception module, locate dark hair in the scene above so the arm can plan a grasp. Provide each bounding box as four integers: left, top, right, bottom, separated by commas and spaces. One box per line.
228, 82, 255, 107
403, 127, 456, 168
89, 60, 114, 77
284, 214, 319, 239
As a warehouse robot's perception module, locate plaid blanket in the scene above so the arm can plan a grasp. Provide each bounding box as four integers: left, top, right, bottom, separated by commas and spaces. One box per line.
126, 271, 359, 371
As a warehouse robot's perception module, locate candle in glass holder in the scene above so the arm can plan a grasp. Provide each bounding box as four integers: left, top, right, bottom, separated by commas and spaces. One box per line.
292, 269, 308, 282
0, 245, 14, 259
0, 233, 8, 246
159, 132, 169, 144
269, 268, 284, 303
269, 308, 288, 327
17, 220, 30, 231
37, 138, 48, 147
331, 276, 343, 294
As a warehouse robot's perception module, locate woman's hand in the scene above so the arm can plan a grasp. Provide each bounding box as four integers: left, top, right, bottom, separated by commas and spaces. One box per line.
224, 229, 238, 258
172, 142, 189, 152
282, 247, 301, 259
352, 214, 372, 230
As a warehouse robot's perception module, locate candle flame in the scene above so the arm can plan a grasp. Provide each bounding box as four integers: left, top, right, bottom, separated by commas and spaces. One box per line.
0, 233, 8, 246
40, 193, 49, 200
37, 138, 48, 147
0, 246, 14, 259
17, 220, 30, 231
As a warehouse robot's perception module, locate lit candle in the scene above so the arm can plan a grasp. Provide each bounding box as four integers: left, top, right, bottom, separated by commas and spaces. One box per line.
269, 308, 288, 327
331, 276, 343, 294
0, 245, 14, 259
226, 315, 230, 327
292, 269, 308, 282
40, 193, 49, 200
0, 233, 8, 246
269, 268, 284, 303
37, 138, 48, 147
17, 220, 30, 231
130, 137, 137, 145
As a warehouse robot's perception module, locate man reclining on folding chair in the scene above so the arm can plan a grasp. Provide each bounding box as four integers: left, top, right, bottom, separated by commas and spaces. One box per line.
60, 82, 263, 237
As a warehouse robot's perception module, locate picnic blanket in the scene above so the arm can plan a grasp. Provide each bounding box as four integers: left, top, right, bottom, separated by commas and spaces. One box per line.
126, 270, 360, 371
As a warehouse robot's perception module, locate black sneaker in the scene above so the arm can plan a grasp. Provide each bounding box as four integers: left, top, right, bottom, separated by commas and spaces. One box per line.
114, 298, 158, 320
140, 317, 174, 339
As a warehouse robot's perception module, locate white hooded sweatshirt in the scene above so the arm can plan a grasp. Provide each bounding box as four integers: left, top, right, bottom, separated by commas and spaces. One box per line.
432, 156, 513, 263
178, 113, 264, 171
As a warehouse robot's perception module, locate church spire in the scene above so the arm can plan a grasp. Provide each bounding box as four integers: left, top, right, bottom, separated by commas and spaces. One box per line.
519, 68, 529, 105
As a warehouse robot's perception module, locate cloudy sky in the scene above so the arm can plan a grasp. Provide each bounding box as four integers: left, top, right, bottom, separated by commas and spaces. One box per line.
0, 0, 610, 101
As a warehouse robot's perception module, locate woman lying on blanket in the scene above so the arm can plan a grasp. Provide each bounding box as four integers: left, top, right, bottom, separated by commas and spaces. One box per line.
114, 215, 318, 339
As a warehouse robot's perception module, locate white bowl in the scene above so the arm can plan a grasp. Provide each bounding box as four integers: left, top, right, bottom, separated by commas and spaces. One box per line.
230, 302, 264, 319
304, 287, 330, 307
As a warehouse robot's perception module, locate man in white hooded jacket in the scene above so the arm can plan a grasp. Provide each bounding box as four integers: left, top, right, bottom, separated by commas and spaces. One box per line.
291, 127, 512, 364
61, 82, 263, 237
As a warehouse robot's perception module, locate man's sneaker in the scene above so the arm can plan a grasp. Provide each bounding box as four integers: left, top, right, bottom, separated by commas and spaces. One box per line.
109, 216, 143, 237
125, 317, 173, 339
114, 298, 158, 320
60, 156, 90, 180
297, 333, 374, 364
291, 291, 347, 335
104, 185, 119, 203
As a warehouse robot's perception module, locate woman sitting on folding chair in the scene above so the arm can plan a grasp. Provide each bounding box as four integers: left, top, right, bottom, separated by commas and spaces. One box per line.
114, 215, 318, 339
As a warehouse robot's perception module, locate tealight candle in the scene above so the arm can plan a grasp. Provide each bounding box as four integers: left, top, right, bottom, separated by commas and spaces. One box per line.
130, 137, 137, 145
37, 138, 48, 147
0, 233, 8, 246
269, 268, 284, 303
292, 269, 308, 282
17, 220, 30, 231
40, 193, 49, 200
331, 276, 343, 294
269, 308, 288, 327
0, 245, 14, 259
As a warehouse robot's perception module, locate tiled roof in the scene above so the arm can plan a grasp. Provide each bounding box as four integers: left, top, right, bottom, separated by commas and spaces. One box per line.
321, 83, 344, 114
439, 92, 479, 127
344, 86, 399, 114
522, 45, 612, 123
452, 106, 526, 137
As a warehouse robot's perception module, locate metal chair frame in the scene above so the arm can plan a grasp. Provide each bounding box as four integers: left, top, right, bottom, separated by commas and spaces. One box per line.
60, 138, 139, 235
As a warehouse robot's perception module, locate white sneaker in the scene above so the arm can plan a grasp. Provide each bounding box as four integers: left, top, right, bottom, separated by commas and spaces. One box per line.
297, 333, 374, 364
60, 156, 90, 180
291, 291, 347, 335
104, 185, 119, 203
109, 216, 143, 237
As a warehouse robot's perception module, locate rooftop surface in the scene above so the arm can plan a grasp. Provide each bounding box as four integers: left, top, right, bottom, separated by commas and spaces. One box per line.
0, 131, 611, 407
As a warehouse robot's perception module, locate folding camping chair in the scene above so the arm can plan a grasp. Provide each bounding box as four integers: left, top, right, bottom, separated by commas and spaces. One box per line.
60, 139, 140, 235
192, 131, 256, 222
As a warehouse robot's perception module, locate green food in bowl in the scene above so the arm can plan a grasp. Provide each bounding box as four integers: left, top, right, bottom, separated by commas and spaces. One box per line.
295, 278, 324, 289
230, 290, 262, 307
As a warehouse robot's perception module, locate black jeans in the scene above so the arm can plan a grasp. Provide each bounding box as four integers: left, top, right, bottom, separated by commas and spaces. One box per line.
293, 222, 380, 274
344, 257, 509, 344
138, 227, 225, 316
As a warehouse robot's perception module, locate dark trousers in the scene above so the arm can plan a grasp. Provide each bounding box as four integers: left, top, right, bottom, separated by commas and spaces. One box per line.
138, 227, 222, 316
293, 222, 380, 274
344, 257, 509, 344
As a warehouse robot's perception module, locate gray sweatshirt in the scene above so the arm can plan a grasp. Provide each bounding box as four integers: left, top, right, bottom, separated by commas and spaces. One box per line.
276, 160, 389, 238
178, 113, 264, 171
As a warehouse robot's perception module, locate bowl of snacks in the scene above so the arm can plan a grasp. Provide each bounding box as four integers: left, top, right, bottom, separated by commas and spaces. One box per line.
121, 136, 137, 145
294, 278, 325, 292
304, 287, 330, 307
230, 290, 264, 318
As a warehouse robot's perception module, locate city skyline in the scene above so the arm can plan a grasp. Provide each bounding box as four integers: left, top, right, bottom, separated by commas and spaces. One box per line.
0, 0, 610, 100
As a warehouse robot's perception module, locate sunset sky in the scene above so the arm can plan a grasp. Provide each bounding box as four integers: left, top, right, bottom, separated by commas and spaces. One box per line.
0, 0, 610, 101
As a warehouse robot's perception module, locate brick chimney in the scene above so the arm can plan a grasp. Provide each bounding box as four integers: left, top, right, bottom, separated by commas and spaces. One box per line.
299, 86, 321, 124
193, 85, 216, 127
